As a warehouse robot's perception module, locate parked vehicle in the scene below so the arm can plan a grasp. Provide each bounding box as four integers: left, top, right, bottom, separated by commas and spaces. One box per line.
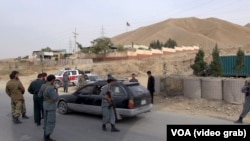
220, 55, 250, 77
57, 80, 153, 118
54, 68, 81, 87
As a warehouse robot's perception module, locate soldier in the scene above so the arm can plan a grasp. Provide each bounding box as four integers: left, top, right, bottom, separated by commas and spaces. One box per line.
63, 71, 70, 93
100, 77, 120, 132
78, 72, 87, 89
5, 71, 26, 124
38, 75, 58, 141
28, 73, 46, 126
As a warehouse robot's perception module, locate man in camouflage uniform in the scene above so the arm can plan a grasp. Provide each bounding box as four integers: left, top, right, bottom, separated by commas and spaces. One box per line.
78, 72, 87, 89
38, 74, 58, 141
5, 71, 26, 124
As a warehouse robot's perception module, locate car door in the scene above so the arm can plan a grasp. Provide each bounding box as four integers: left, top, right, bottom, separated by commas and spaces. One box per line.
78, 85, 95, 105
76, 85, 102, 114
110, 84, 128, 109
69, 70, 77, 83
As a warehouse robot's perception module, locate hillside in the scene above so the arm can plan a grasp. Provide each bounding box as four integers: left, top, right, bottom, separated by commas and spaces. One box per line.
245, 23, 250, 28
111, 17, 250, 56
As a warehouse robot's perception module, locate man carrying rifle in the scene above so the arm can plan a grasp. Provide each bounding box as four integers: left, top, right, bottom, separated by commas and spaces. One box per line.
100, 77, 120, 132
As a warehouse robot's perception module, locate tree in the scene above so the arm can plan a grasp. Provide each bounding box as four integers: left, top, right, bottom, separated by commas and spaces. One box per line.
41, 47, 52, 52
90, 37, 113, 54
191, 49, 207, 76
210, 44, 223, 77
234, 48, 245, 77
149, 40, 163, 50
164, 38, 177, 48
76, 42, 90, 53
117, 45, 125, 52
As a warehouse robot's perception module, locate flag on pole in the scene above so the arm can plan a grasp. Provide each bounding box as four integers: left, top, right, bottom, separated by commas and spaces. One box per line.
126, 22, 130, 26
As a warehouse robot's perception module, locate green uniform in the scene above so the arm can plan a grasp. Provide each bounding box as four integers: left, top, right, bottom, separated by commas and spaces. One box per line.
78, 75, 87, 89
5, 79, 25, 118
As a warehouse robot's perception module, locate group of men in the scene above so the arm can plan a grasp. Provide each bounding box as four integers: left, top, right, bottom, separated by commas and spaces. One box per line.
5, 71, 58, 141
5, 70, 155, 140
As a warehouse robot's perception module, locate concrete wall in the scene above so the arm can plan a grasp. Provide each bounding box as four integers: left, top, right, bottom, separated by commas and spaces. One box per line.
158, 75, 247, 104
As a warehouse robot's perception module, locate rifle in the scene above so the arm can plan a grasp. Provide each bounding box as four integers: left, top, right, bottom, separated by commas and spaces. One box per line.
107, 91, 122, 120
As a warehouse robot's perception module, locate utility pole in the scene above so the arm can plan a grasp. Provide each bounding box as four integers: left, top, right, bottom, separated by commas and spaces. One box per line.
101, 25, 105, 37
72, 28, 79, 54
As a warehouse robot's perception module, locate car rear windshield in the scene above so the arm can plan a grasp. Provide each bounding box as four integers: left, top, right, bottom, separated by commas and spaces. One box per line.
127, 85, 149, 97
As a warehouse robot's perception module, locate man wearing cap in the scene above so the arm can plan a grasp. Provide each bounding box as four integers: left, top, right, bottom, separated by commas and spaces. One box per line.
100, 77, 120, 132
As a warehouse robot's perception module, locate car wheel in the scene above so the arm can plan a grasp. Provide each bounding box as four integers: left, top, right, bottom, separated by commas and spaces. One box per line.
58, 101, 68, 114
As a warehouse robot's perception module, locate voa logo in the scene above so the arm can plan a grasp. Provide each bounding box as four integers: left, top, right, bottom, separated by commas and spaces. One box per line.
171, 129, 191, 136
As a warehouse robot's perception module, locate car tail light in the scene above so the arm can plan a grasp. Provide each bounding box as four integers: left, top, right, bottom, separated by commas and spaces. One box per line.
128, 99, 134, 109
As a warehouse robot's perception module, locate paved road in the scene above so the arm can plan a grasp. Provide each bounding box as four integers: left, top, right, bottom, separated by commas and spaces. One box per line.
0, 90, 236, 141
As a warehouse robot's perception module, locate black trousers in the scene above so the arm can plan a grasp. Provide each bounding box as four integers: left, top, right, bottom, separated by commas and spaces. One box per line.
150, 91, 154, 104
33, 95, 43, 124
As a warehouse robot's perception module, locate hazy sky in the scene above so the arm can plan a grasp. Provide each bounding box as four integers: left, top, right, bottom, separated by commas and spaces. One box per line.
1, 0, 250, 59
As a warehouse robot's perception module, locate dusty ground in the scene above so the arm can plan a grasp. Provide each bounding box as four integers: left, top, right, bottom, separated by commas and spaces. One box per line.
1, 52, 250, 123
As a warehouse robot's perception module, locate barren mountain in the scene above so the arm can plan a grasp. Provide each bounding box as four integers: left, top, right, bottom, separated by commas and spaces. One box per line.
111, 17, 250, 55
245, 23, 250, 28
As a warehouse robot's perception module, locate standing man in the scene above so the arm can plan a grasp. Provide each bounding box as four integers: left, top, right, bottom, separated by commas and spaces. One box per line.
38, 74, 58, 141
28, 73, 46, 126
129, 73, 139, 82
100, 77, 120, 132
63, 71, 70, 93
78, 72, 87, 89
147, 71, 155, 104
234, 80, 250, 123
5, 71, 26, 124
42, 72, 47, 82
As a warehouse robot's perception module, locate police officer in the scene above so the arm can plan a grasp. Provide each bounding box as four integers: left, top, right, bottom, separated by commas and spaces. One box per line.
5, 71, 26, 124
28, 73, 46, 126
38, 75, 58, 141
63, 71, 70, 93
100, 77, 120, 132
234, 80, 250, 123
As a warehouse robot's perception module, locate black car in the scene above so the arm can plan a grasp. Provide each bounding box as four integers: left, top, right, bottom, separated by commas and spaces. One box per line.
57, 80, 152, 117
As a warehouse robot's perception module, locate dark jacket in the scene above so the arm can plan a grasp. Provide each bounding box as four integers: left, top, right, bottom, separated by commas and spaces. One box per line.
147, 75, 155, 93
28, 79, 46, 95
